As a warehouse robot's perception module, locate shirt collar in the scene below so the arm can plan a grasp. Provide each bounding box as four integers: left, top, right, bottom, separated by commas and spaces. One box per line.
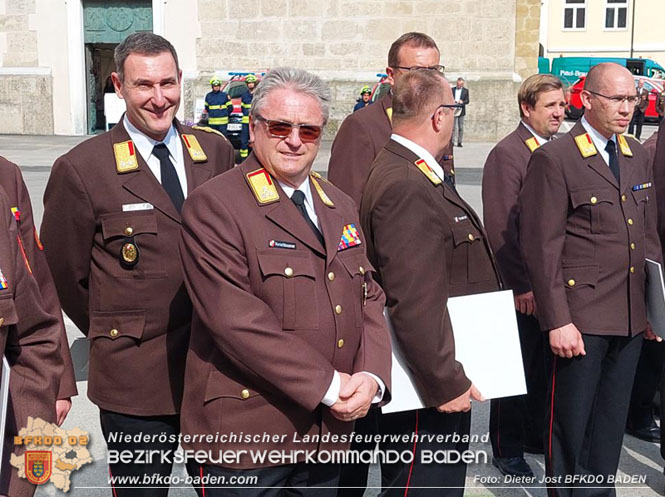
278, 177, 315, 206
123, 115, 179, 162
390, 133, 444, 181
581, 115, 615, 150
521, 120, 551, 145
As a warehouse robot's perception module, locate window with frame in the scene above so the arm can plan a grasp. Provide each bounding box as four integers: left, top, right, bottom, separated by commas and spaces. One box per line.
605, 0, 628, 29
564, 0, 586, 30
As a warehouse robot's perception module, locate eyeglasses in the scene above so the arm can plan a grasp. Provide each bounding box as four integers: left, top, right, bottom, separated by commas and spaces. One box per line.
586, 90, 640, 106
255, 115, 323, 142
392, 65, 446, 74
431, 103, 462, 119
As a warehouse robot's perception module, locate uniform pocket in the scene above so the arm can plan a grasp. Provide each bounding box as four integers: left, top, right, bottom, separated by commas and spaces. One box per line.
256, 249, 318, 331
0, 295, 19, 327
88, 310, 145, 341
570, 188, 616, 234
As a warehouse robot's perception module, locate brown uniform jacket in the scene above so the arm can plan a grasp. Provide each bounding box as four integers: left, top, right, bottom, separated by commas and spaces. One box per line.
179, 155, 391, 468
482, 122, 542, 294
40, 120, 234, 416
520, 121, 662, 335
328, 93, 455, 206
0, 157, 76, 400
643, 130, 658, 163
360, 139, 501, 407
0, 185, 62, 497
653, 120, 665, 254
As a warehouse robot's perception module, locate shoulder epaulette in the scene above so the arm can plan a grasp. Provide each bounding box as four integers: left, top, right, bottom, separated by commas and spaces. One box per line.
113, 140, 139, 173
574, 133, 597, 159
525, 136, 540, 153
181, 134, 208, 162
246, 168, 279, 205
617, 134, 633, 157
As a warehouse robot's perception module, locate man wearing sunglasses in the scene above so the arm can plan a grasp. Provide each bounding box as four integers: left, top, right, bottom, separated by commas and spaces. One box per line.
360, 69, 500, 496
328, 32, 455, 209
178, 67, 391, 496
519, 62, 662, 497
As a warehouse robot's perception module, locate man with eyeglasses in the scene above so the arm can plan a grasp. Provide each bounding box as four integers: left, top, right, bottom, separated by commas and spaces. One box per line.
519, 62, 661, 497
360, 69, 499, 496
328, 32, 455, 209
178, 67, 391, 496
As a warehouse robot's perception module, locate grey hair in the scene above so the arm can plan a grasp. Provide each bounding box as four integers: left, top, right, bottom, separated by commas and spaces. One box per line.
250, 67, 331, 125
114, 32, 180, 82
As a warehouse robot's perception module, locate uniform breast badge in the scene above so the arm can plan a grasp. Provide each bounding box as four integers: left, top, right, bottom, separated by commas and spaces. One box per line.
113, 141, 139, 173
0, 267, 8, 289
338, 224, 362, 251
182, 134, 208, 162
10, 207, 20, 222
121, 241, 139, 268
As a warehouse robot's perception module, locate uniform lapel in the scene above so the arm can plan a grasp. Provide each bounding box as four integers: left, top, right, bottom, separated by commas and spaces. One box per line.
618, 139, 636, 194
111, 121, 181, 223
569, 122, 619, 190
240, 158, 326, 256
310, 178, 344, 265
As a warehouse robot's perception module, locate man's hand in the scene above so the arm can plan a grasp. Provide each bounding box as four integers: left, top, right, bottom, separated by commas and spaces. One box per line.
437, 384, 484, 414
514, 291, 537, 316
330, 373, 378, 422
55, 398, 72, 426
549, 323, 585, 358
644, 322, 663, 342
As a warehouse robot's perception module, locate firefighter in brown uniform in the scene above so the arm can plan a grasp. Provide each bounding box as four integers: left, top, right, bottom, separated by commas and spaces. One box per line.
0, 157, 77, 428
0, 184, 63, 497
519, 63, 662, 497
40, 33, 234, 496
328, 32, 455, 209
178, 67, 391, 496
361, 70, 500, 496
482, 74, 567, 476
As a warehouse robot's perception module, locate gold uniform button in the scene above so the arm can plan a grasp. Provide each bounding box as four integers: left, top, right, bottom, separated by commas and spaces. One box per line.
328, 272, 335, 281
124, 227, 134, 236
468, 233, 474, 241
335, 305, 343, 314
109, 328, 119, 338
284, 267, 294, 277
590, 196, 597, 204
567, 279, 576, 287
628, 218, 634, 226
337, 339, 345, 348
630, 266, 635, 273
621, 195, 627, 202
359, 266, 365, 275
241, 389, 250, 399
631, 243, 636, 250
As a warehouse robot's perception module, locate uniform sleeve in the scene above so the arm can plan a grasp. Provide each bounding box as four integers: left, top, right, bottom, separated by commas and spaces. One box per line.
519, 148, 572, 331
463, 88, 470, 105
41, 157, 96, 335
0, 196, 62, 497
368, 178, 470, 407
482, 146, 531, 293
644, 147, 663, 265
11, 166, 77, 399
328, 117, 374, 207
179, 191, 337, 412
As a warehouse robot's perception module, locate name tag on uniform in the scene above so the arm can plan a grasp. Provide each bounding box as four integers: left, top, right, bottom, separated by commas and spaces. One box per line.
269, 240, 296, 250
122, 203, 154, 212
454, 215, 468, 223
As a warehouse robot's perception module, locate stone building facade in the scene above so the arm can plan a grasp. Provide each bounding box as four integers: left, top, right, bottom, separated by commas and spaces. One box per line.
0, 0, 540, 140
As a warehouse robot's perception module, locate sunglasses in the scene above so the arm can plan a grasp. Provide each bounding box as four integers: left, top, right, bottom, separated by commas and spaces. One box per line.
255, 115, 323, 142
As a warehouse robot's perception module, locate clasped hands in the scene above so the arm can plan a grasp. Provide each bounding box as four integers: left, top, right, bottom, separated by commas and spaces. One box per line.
330, 372, 378, 422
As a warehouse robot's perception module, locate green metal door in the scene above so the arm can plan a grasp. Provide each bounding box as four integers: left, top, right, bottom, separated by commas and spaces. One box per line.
83, 1, 153, 133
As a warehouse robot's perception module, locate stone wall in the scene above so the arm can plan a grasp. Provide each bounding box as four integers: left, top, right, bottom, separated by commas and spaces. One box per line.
514, 0, 541, 79
0, 72, 53, 134
0, 0, 38, 67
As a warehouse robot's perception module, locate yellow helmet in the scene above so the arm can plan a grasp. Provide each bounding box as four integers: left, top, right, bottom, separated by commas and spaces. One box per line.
246, 74, 258, 83
210, 77, 222, 86
360, 85, 371, 95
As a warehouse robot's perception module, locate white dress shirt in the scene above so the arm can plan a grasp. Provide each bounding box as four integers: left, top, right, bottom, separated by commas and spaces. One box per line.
278, 177, 385, 407
454, 87, 463, 103
123, 115, 189, 196
581, 115, 616, 168
521, 120, 552, 146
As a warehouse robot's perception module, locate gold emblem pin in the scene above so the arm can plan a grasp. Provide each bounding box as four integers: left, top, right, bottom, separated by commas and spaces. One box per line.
182, 134, 208, 162
122, 243, 138, 263
574, 133, 598, 159
113, 140, 139, 173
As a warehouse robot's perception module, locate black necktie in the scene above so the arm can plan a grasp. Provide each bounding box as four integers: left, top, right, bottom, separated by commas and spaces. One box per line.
605, 139, 620, 183
153, 144, 184, 213
291, 190, 324, 245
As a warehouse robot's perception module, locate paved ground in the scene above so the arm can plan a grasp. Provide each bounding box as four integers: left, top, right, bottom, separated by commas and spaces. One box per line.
0, 121, 663, 496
